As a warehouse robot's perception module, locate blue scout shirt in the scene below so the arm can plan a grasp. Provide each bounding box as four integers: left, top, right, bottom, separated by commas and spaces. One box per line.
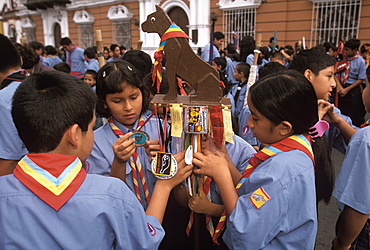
333, 126, 370, 216
0, 169, 164, 249
223, 149, 317, 249
88, 111, 165, 210
201, 42, 220, 63
0, 79, 28, 160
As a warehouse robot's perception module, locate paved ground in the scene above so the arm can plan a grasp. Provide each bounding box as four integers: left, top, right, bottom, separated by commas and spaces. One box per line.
315, 149, 344, 249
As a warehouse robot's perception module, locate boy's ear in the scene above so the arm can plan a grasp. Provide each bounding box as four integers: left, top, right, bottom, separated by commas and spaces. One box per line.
304, 69, 314, 82
67, 124, 80, 148
279, 121, 293, 137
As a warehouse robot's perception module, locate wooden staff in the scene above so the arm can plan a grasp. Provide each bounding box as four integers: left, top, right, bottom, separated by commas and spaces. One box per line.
244, 33, 262, 106
95, 30, 105, 68
136, 40, 143, 50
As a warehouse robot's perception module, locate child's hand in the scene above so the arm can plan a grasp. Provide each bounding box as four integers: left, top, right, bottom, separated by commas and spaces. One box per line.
144, 140, 160, 162
156, 151, 193, 189
193, 150, 229, 181
112, 132, 136, 164
318, 99, 339, 124
188, 191, 211, 214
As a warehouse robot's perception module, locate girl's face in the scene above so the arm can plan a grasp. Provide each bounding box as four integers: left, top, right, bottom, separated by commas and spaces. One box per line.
246, 95, 284, 144
104, 83, 143, 129
362, 78, 370, 112
234, 68, 243, 82
309, 66, 336, 100
103, 50, 109, 59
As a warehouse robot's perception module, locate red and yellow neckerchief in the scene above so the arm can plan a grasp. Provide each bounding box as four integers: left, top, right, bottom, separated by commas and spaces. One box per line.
13, 153, 86, 211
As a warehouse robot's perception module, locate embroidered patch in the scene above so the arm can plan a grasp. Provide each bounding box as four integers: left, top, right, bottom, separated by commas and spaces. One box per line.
147, 223, 156, 237
250, 187, 270, 209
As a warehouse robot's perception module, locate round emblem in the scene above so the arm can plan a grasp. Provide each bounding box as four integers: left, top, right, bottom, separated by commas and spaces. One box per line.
130, 130, 149, 147
151, 152, 178, 179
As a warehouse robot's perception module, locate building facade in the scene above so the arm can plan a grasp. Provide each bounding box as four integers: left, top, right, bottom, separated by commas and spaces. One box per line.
1, 0, 369, 56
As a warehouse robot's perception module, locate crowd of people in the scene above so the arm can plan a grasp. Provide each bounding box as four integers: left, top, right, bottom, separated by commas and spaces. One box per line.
0, 30, 369, 249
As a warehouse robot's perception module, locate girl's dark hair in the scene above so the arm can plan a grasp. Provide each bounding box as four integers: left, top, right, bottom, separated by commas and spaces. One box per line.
240, 36, 256, 62
250, 70, 334, 203
96, 60, 150, 118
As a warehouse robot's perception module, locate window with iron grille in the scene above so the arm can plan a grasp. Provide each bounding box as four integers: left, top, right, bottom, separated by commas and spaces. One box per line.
24, 28, 35, 43
112, 21, 131, 49
222, 8, 256, 47
78, 24, 94, 49
310, 0, 362, 47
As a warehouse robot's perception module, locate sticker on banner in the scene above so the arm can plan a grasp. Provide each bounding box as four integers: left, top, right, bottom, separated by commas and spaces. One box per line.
184, 106, 208, 134
151, 152, 178, 179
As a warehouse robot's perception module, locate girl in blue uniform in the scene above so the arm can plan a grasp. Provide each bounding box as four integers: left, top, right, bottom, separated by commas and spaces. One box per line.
193, 70, 332, 249
88, 60, 161, 210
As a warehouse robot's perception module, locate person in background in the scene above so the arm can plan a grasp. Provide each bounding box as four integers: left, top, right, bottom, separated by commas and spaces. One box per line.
60, 37, 86, 79
42, 45, 63, 68
108, 44, 121, 62
201, 31, 225, 63
29, 41, 44, 62
84, 47, 99, 73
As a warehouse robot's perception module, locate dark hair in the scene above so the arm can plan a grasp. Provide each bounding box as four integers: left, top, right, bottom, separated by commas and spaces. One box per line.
240, 36, 255, 62
213, 57, 227, 70
96, 60, 150, 118
85, 69, 97, 79
122, 50, 153, 79
260, 46, 270, 61
144, 70, 169, 96
84, 47, 97, 59
258, 62, 287, 79
53, 62, 71, 73
269, 37, 275, 43
235, 62, 250, 79
360, 43, 370, 54
226, 43, 236, 54
271, 51, 284, 61
29, 41, 44, 51
17, 43, 39, 70
250, 70, 333, 203
44, 45, 58, 56
0, 34, 21, 72
214, 31, 225, 40
344, 38, 361, 50
120, 45, 127, 51
323, 42, 335, 53
289, 49, 336, 75
60, 37, 72, 46
110, 44, 120, 52
12, 70, 96, 153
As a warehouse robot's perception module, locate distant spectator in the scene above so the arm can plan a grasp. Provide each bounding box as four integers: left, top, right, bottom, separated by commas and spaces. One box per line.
53, 62, 71, 74
42, 45, 63, 68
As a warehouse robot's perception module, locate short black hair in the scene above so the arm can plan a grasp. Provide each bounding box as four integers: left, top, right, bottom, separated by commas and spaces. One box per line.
84, 47, 97, 59
60, 37, 72, 46
96, 60, 150, 118
16, 43, 39, 70
53, 62, 71, 74
44, 45, 58, 56
85, 69, 97, 79
0, 34, 21, 73
226, 43, 236, 54
110, 44, 120, 52
213, 57, 227, 70
29, 41, 44, 51
271, 51, 284, 61
12, 70, 96, 153
259, 62, 288, 79
214, 31, 225, 40
269, 37, 275, 43
344, 38, 361, 50
235, 62, 250, 78
122, 50, 152, 79
289, 49, 336, 75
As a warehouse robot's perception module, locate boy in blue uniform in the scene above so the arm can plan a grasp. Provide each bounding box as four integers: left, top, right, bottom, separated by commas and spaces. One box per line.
337, 38, 367, 127
60, 37, 86, 79
0, 70, 192, 249
0, 34, 28, 176
201, 31, 225, 64
331, 74, 370, 250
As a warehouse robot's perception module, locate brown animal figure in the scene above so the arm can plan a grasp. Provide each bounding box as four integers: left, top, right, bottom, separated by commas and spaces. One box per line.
141, 5, 223, 103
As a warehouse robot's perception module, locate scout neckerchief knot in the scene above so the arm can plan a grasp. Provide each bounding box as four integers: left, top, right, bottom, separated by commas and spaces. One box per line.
152, 23, 191, 93
212, 134, 314, 244
108, 117, 151, 205
13, 153, 87, 211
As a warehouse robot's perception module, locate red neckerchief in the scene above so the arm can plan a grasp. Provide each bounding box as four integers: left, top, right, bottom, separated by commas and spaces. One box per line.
13, 153, 86, 211
342, 53, 360, 85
